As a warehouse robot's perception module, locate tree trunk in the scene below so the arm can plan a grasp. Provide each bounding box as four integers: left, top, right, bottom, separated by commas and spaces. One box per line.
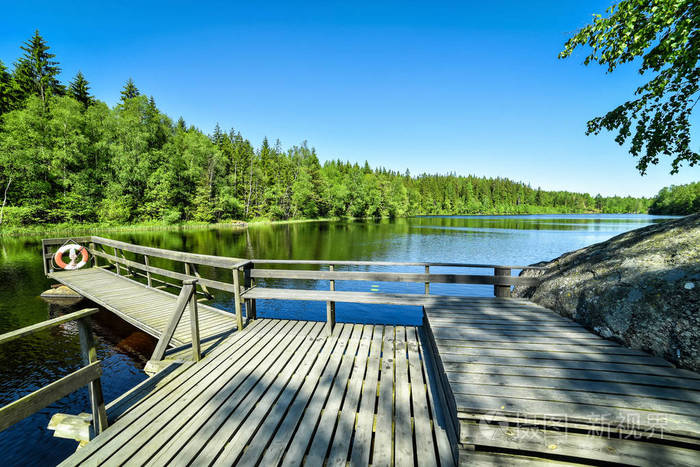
0, 177, 12, 226
245, 157, 253, 217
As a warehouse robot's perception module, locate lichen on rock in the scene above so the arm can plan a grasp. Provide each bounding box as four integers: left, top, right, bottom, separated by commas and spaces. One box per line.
514, 213, 700, 372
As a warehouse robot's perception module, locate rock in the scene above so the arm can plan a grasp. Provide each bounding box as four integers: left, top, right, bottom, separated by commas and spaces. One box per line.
514, 213, 700, 372
40, 285, 84, 305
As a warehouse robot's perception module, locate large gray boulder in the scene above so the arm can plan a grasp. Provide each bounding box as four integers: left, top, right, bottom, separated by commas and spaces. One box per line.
514, 213, 700, 371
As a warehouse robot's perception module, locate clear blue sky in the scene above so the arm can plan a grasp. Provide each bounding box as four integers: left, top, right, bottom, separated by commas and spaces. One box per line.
1, 1, 698, 197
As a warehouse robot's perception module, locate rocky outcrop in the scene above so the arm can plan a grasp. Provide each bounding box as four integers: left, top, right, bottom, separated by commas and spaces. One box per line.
514, 213, 700, 372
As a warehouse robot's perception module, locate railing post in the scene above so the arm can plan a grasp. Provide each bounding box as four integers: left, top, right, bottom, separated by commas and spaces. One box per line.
243, 262, 256, 320
89, 242, 98, 268
41, 240, 49, 275
233, 267, 244, 331
188, 282, 201, 362
494, 267, 512, 298
114, 248, 121, 275
425, 265, 430, 295
144, 255, 152, 287
326, 265, 336, 335
76, 317, 108, 435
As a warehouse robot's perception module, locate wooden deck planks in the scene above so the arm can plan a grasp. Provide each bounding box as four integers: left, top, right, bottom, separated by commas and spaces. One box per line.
49, 268, 237, 349
60, 319, 453, 466
424, 301, 700, 463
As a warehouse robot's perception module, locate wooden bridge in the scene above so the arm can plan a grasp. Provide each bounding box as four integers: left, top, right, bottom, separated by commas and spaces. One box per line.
0, 236, 697, 466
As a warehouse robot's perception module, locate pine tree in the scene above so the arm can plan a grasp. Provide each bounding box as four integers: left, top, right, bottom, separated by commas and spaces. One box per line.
13, 30, 64, 104
0, 60, 16, 115
120, 78, 140, 101
68, 71, 93, 108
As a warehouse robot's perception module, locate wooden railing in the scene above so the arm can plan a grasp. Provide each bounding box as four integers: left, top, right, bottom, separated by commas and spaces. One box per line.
0, 308, 108, 435
151, 279, 202, 362
42, 236, 545, 335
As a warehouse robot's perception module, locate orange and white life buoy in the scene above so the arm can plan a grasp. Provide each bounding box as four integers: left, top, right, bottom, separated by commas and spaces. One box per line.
54, 244, 89, 270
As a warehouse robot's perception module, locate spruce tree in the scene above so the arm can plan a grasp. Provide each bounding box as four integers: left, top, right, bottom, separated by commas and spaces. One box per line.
14, 30, 64, 104
120, 78, 140, 101
68, 71, 93, 108
0, 60, 15, 115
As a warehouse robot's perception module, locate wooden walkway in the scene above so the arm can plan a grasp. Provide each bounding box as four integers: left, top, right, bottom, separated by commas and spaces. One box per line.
423, 300, 700, 465
60, 319, 454, 466
49, 268, 238, 349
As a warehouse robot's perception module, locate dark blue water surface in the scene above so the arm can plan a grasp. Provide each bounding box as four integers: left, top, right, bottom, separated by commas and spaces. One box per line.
0, 214, 675, 465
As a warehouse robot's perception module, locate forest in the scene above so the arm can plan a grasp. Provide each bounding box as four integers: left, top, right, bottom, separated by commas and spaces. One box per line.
0, 32, 689, 230
648, 182, 700, 215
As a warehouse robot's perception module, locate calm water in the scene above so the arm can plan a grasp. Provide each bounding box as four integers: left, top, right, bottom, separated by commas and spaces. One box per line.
0, 214, 675, 465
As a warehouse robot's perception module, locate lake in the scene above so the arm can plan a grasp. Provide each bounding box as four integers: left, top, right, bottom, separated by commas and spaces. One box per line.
0, 214, 675, 464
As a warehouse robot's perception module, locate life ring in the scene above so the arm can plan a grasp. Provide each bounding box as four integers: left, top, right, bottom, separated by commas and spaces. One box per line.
54, 244, 89, 270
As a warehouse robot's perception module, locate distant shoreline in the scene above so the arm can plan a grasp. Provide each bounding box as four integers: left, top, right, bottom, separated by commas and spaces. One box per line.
0, 211, 663, 238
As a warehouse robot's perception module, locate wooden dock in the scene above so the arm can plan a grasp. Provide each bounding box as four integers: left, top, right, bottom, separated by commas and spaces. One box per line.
60, 319, 454, 466
424, 301, 700, 465
49, 267, 238, 350
1, 235, 692, 465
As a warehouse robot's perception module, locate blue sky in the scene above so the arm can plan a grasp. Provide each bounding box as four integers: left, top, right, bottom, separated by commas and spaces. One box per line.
1, 1, 698, 197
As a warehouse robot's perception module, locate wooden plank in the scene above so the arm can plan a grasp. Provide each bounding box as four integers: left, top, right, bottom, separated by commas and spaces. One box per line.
429, 325, 601, 339
417, 326, 457, 467
304, 324, 364, 466
281, 324, 354, 466
259, 323, 346, 465
91, 249, 238, 294
60, 320, 278, 465
394, 326, 414, 465
243, 287, 428, 306
373, 326, 395, 467
443, 372, 700, 404
439, 355, 700, 381
460, 419, 700, 465
106, 362, 194, 422
0, 308, 99, 345
250, 258, 544, 270
427, 317, 586, 329
435, 346, 673, 367
132, 321, 317, 465
406, 326, 438, 467
250, 268, 539, 287
90, 236, 247, 269
0, 362, 102, 432
433, 338, 650, 356
443, 365, 700, 390
450, 382, 700, 418
325, 325, 373, 465
213, 322, 333, 466
104, 320, 298, 465
193, 322, 326, 465
350, 325, 383, 466
151, 283, 196, 361
452, 393, 700, 437
458, 450, 581, 466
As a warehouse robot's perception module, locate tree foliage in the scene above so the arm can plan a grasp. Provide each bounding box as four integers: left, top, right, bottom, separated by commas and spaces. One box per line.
13, 29, 64, 105
560, 0, 699, 174
68, 71, 93, 108
649, 181, 700, 214
0, 30, 661, 228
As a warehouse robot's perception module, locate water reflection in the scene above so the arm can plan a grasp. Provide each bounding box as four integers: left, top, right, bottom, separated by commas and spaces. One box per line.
0, 214, 675, 464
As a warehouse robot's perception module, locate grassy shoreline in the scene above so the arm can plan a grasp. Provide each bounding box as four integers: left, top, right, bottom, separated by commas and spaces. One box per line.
0, 210, 659, 238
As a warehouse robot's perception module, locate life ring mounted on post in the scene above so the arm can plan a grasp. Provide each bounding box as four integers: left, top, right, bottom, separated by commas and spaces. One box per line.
53, 244, 89, 270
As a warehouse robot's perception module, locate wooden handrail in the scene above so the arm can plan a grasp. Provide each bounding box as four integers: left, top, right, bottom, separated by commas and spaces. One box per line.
0, 308, 99, 345
42, 237, 545, 337
248, 269, 539, 287
250, 258, 546, 270
0, 308, 108, 435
